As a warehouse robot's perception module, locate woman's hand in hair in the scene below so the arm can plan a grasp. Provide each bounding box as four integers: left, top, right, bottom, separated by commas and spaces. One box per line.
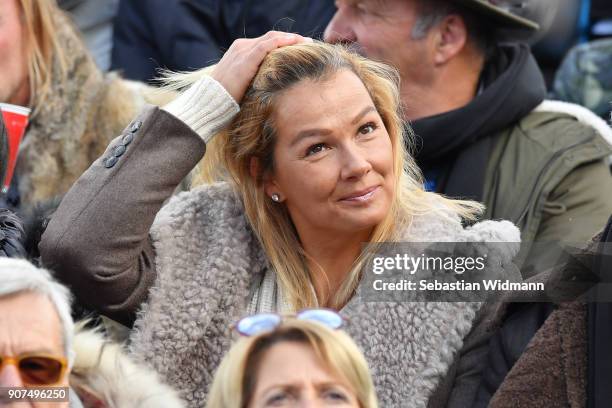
211, 31, 312, 103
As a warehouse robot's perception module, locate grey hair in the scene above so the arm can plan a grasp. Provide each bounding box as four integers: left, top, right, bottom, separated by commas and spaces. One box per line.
411, 0, 494, 56
411, 0, 455, 39
0, 258, 75, 367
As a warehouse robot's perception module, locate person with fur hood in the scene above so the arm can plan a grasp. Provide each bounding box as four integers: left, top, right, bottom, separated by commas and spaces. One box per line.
42, 34, 521, 407
0, 0, 173, 210
0, 257, 185, 408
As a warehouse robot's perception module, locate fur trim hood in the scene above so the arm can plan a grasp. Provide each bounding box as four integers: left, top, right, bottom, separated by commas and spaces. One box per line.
70, 324, 184, 408
129, 182, 521, 408
535, 100, 612, 162
15, 9, 173, 206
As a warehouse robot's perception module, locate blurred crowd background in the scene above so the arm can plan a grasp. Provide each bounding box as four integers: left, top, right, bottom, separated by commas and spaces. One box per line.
59, 0, 612, 116
62, 0, 612, 116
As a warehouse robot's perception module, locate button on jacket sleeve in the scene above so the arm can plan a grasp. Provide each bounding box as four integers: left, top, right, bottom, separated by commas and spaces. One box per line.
40, 77, 239, 327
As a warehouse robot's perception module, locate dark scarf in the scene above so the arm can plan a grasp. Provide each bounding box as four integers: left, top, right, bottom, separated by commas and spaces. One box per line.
0, 209, 26, 258
411, 43, 546, 201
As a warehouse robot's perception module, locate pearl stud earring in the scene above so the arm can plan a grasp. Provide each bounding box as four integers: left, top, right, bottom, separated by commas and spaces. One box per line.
271, 193, 280, 202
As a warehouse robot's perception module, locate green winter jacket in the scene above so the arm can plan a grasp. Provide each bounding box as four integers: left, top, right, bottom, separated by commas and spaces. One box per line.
483, 101, 612, 277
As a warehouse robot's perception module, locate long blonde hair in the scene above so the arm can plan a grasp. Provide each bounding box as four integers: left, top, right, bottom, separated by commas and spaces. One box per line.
206, 319, 378, 408
164, 42, 483, 309
18, 0, 69, 112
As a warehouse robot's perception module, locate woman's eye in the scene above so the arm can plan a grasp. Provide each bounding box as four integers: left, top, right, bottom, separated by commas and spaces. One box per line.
265, 392, 291, 406
358, 122, 377, 135
305, 143, 328, 157
322, 388, 349, 402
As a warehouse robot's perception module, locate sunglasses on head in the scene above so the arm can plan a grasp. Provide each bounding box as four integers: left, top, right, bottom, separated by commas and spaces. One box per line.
0, 354, 67, 386
234, 308, 345, 336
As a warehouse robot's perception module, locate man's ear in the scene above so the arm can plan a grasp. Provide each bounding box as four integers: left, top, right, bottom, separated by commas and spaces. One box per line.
432, 14, 468, 65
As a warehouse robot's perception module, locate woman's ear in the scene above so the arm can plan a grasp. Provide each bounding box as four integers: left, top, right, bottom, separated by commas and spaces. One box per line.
264, 178, 283, 202
251, 157, 283, 201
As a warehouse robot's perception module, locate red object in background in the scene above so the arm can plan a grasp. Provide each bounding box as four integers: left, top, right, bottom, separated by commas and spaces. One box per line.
0, 103, 30, 194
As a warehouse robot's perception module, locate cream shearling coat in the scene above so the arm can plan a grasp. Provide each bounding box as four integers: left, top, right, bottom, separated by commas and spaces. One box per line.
39, 82, 522, 407
129, 181, 521, 408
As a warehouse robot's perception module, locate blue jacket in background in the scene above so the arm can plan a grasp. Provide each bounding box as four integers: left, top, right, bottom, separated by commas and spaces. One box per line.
111, 0, 335, 82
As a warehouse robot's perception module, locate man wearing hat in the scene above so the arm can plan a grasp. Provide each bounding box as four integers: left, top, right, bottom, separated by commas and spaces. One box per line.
325, 0, 612, 277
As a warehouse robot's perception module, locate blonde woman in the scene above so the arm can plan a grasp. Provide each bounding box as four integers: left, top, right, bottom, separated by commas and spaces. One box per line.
41, 32, 520, 407
207, 309, 377, 408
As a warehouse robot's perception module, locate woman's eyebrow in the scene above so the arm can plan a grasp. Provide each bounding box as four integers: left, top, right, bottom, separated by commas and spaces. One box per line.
291, 128, 333, 147
290, 105, 376, 147
351, 106, 377, 125
261, 384, 299, 397
315, 380, 351, 389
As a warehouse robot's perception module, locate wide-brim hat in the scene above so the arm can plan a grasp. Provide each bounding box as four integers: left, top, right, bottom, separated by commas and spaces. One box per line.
452, 0, 540, 31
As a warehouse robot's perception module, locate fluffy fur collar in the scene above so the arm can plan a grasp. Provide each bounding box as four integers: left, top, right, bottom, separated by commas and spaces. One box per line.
535, 100, 612, 163
130, 183, 520, 408
71, 324, 184, 408
16, 10, 173, 205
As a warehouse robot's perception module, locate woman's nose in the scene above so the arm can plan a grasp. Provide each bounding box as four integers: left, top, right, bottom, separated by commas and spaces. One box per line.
296, 393, 322, 408
340, 146, 372, 180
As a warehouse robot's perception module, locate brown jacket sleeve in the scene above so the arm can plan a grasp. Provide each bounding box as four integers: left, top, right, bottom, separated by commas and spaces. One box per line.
40, 106, 206, 326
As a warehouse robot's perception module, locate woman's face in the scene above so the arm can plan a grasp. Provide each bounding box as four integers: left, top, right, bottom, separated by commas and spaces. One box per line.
265, 69, 394, 239
249, 341, 360, 407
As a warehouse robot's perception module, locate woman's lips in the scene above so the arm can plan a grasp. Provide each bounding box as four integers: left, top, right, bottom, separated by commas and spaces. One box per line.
339, 186, 380, 202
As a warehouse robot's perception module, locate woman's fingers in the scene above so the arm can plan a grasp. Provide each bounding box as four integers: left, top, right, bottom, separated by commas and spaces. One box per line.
211, 32, 312, 103
250, 33, 307, 59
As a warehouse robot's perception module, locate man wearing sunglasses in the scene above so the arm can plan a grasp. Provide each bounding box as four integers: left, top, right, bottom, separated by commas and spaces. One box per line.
0, 258, 73, 407
0, 258, 186, 407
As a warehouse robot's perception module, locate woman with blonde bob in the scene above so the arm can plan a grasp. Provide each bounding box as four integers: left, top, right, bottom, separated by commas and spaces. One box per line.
207, 310, 377, 408
41, 32, 521, 407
